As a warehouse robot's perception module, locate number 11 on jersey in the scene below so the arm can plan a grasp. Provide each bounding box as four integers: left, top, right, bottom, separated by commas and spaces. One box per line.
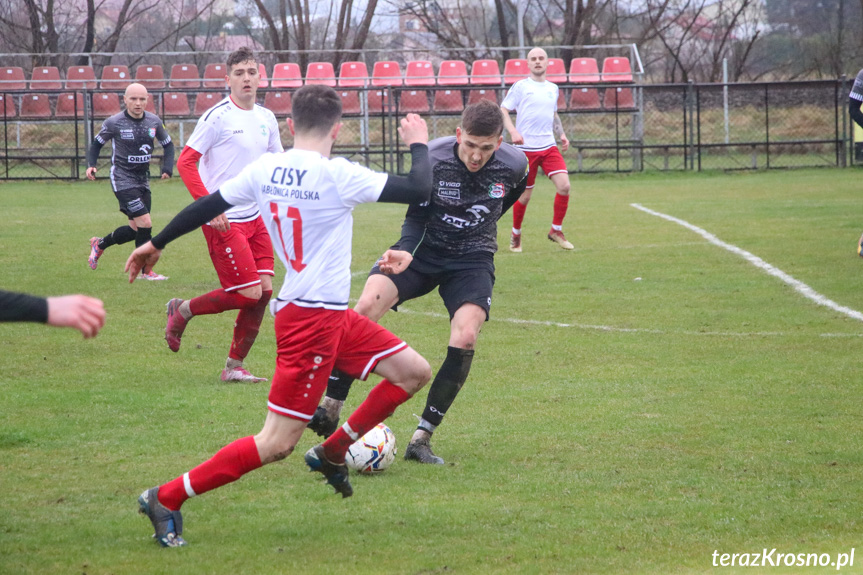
270, 203, 307, 272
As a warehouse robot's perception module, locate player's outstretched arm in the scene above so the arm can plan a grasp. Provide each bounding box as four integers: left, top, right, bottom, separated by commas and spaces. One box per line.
46, 295, 106, 338
378, 116, 432, 205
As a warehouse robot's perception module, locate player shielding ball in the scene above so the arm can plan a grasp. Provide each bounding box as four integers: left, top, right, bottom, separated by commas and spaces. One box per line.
173, 47, 283, 383
309, 99, 529, 465
127, 85, 433, 547
86, 82, 174, 279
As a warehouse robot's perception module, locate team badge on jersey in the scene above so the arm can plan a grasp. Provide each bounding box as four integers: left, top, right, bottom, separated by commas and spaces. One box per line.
488, 182, 505, 199
148, 128, 156, 138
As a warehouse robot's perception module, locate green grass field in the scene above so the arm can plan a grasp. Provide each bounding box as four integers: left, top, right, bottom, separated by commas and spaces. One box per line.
2, 168, 862, 574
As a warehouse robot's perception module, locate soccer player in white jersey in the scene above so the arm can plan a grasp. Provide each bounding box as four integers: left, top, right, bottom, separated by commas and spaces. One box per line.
126, 85, 433, 547
501, 46, 573, 252
171, 47, 283, 383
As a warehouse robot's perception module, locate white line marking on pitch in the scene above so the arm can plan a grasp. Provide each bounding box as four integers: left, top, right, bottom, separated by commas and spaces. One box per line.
631, 203, 863, 323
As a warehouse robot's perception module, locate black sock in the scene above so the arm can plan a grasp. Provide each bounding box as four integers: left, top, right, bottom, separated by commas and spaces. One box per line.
326, 369, 355, 402
135, 226, 152, 247
99, 225, 136, 250
419, 346, 475, 431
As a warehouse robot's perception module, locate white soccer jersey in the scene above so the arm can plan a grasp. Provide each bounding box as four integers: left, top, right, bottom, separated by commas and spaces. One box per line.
185, 96, 283, 221
219, 149, 388, 312
501, 78, 559, 152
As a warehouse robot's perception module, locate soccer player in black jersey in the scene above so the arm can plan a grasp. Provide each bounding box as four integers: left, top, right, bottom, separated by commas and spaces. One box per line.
309, 99, 529, 464
850, 68, 863, 256
86, 82, 174, 279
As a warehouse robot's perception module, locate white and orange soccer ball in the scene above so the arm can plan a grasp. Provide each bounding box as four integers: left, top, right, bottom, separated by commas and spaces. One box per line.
345, 423, 397, 474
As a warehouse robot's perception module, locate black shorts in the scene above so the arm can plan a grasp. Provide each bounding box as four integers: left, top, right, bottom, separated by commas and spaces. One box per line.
115, 186, 151, 219
369, 252, 496, 320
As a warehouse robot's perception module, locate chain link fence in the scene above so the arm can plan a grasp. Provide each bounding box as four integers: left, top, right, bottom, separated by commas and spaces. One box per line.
0, 79, 853, 180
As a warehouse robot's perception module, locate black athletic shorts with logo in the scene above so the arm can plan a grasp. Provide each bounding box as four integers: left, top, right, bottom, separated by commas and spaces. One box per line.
369, 250, 495, 320
115, 186, 151, 218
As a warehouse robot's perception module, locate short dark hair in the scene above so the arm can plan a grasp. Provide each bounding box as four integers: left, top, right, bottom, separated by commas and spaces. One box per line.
291, 84, 342, 135
227, 47, 256, 71
460, 99, 504, 138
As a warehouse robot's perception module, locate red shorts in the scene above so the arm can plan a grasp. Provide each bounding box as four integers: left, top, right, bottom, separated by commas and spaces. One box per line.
202, 217, 275, 292
525, 146, 568, 188
267, 304, 407, 421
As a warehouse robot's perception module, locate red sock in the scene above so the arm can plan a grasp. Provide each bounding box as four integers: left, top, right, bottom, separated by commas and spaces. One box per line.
157, 435, 262, 511
229, 290, 272, 361
322, 380, 410, 463
189, 288, 258, 316
552, 193, 570, 227
512, 200, 528, 232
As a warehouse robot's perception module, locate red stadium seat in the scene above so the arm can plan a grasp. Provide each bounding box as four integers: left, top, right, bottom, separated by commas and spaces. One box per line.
399, 89, 429, 113
93, 92, 121, 117
438, 60, 469, 86
271, 63, 303, 88
338, 61, 369, 87
30, 67, 62, 90
568, 58, 601, 110
66, 66, 97, 90
169, 64, 200, 89
339, 90, 361, 115
546, 58, 567, 83
145, 95, 158, 114
0, 67, 27, 90
467, 88, 497, 105
20, 94, 52, 118
503, 59, 528, 85
100, 65, 131, 90
194, 92, 222, 116
163, 92, 191, 116
0, 94, 17, 118
135, 65, 166, 89
203, 63, 227, 89
469, 60, 500, 104
601, 57, 634, 109
264, 91, 292, 115
55, 93, 84, 117
433, 88, 464, 112
371, 61, 403, 87
367, 89, 390, 113
405, 61, 435, 87
305, 62, 336, 86
258, 63, 269, 88
470, 59, 501, 85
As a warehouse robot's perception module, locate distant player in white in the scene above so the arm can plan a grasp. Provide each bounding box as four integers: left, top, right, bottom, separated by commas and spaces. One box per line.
501, 46, 573, 252
127, 85, 433, 547
172, 47, 283, 383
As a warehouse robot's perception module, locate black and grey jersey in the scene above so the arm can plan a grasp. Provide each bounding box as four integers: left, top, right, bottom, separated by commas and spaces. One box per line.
396, 136, 528, 261
88, 111, 173, 192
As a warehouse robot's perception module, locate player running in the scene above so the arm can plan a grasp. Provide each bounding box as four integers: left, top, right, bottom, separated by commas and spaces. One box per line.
172, 47, 283, 383
309, 99, 529, 465
86, 82, 174, 279
128, 85, 433, 547
501, 46, 573, 252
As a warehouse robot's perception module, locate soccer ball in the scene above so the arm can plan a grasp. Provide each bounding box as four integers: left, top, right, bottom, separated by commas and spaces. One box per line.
345, 423, 397, 474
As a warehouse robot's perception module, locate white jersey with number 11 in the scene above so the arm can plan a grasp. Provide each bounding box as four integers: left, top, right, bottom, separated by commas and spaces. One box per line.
218, 149, 388, 312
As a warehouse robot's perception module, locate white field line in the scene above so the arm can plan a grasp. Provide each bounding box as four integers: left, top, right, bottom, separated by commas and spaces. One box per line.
631, 203, 863, 324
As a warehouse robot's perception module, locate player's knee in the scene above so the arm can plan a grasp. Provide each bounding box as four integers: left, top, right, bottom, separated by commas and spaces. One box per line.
238, 284, 263, 301
556, 180, 571, 195
406, 357, 432, 394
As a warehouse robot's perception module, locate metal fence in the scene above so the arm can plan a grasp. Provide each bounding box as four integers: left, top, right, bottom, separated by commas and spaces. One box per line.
0, 78, 853, 180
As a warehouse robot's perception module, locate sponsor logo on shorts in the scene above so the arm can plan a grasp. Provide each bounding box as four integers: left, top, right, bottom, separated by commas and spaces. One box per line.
127, 198, 146, 213
488, 182, 505, 199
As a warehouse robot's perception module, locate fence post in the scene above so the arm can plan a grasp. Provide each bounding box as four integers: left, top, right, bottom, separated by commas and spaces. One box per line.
686, 81, 695, 171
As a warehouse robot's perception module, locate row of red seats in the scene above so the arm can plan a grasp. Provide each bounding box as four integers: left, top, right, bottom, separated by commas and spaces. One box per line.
0, 91, 230, 119
0, 57, 635, 118
0, 57, 632, 90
